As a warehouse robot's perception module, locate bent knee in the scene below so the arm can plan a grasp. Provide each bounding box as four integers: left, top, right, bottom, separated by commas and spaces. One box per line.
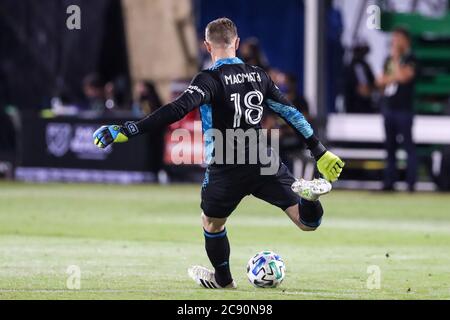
201, 212, 227, 233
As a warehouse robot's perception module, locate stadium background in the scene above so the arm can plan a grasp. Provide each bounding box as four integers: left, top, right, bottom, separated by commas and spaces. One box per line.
0, 0, 449, 300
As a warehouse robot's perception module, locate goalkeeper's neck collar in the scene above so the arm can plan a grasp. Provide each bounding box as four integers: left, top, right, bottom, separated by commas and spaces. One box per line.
210, 57, 244, 70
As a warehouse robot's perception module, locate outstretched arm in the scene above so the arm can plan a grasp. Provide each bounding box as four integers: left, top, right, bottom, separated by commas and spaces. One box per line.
93, 72, 215, 148
264, 75, 344, 182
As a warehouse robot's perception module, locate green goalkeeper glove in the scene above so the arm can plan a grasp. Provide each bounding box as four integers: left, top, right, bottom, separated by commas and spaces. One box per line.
317, 151, 345, 182
93, 125, 129, 149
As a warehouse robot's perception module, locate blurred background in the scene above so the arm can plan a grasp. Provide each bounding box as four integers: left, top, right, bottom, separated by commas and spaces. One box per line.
1, 0, 450, 192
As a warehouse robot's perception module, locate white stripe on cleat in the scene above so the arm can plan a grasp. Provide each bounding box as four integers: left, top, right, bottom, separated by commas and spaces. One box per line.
188, 266, 237, 289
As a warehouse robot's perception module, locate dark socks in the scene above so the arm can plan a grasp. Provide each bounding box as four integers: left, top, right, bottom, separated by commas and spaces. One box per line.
204, 228, 233, 287
299, 199, 324, 228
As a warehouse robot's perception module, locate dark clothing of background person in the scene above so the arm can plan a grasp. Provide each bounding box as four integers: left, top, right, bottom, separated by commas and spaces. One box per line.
133, 81, 165, 178
381, 52, 417, 191
239, 38, 270, 71
344, 58, 375, 113
0, 109, 15, 152
82, 73, 106, 112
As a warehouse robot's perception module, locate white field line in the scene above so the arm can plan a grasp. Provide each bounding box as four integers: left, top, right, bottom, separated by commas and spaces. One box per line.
0, 288, 366, 299
146, 216, 450, 234
0, 288, 443, 299
323, 218, 450, 233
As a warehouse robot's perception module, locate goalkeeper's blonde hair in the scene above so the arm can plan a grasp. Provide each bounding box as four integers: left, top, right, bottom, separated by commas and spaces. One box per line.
205, 18, 238, 48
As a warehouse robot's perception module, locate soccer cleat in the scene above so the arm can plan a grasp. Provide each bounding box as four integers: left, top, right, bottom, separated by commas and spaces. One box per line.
188, 266, 237, 289
291, 178, 332, 201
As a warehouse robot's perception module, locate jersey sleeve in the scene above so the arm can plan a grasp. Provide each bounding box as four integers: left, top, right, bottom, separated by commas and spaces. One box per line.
262, 71, 326, 159
126, 72, 216, 136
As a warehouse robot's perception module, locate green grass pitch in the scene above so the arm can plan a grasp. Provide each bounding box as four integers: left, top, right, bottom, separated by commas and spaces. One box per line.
0, 181, 449, 300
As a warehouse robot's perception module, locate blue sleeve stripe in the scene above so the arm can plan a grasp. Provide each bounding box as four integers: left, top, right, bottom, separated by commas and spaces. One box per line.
200, 104, 214, 164
266, 99, 314, 139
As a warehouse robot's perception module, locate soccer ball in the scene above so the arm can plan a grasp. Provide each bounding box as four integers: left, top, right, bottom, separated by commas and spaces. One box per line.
246, 251, 286, 288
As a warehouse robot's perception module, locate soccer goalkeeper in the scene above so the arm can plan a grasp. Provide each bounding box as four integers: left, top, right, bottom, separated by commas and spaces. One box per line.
93, 18, 344, 289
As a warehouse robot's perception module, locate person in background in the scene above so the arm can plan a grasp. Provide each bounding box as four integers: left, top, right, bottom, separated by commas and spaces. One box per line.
132, 80, 165, 182
344, 41, 375, 113
104, 76, 130, 111
132, 80, 162, 116
82, 73, 106, 112
239, 37, 270, 70
0, 108, 15, 152
376, 27, 418, 192
285, 73, 310, 121
263, 69, 310, 170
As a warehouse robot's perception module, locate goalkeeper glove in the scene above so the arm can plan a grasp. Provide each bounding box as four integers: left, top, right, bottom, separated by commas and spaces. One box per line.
93, 125, 129, 149
317, 151, 345, 183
